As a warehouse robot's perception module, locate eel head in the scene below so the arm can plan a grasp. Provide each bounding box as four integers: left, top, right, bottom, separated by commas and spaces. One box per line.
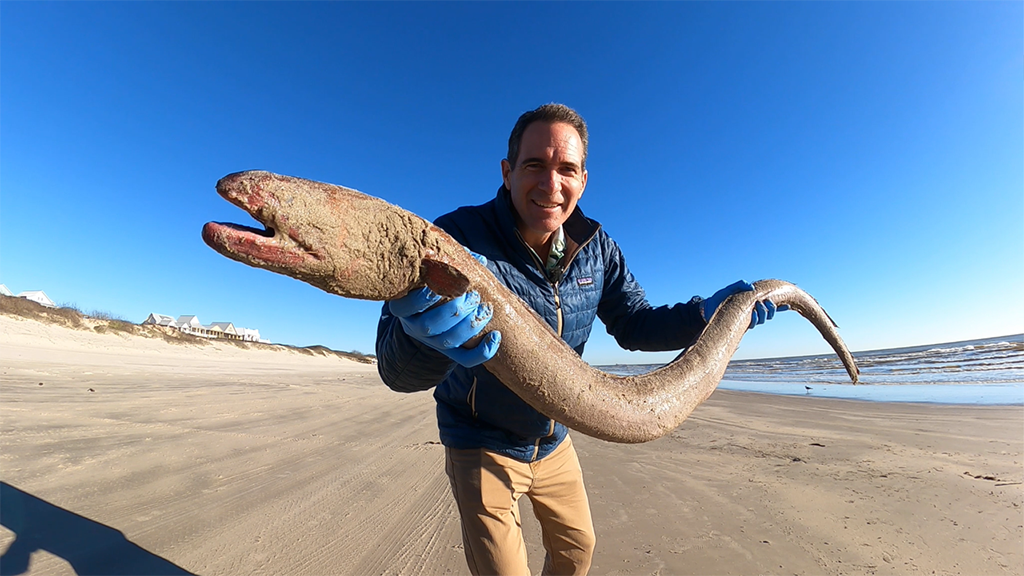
201, 169, 321, 270
203, 171, 330, 279
203, 170, 456, 301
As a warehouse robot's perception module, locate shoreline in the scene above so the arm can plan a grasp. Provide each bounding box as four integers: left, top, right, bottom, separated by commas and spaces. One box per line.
716, 379, 1024, 406
595, 332, 1024, 406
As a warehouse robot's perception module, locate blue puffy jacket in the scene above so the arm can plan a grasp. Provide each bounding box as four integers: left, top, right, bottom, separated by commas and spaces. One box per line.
376, 186, 707, 462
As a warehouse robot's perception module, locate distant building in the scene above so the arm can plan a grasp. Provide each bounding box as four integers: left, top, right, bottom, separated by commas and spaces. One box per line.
175, 315, 202, 329
236, 327, 268, 343
17, 290, 56, 308
0, 285, 13, 297
143, 313, 269, 343
142, 313, 178, 328
174, 315, 211, 337
206, 322, 237, 337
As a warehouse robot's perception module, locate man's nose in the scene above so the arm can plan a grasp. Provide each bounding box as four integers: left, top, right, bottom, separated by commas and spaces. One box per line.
538, 169, 561, 193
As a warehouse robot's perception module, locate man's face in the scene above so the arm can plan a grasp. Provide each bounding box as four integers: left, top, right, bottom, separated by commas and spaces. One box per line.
502, 121, 588, 252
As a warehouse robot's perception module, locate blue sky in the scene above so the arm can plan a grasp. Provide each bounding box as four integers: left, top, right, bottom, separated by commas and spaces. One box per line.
2, 2, 1021, 365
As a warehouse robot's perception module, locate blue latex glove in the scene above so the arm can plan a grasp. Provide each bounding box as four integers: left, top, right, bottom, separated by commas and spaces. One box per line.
387, 253, 501, 367
701, 280, 789, 329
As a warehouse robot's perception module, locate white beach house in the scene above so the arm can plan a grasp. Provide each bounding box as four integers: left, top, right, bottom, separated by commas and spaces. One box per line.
142, 313, 269, 343
174, 315, 211, 337
236, 327, 266, 342
206, 322, 237, 337
142, 313, 178, 328
17, 290, 57, 308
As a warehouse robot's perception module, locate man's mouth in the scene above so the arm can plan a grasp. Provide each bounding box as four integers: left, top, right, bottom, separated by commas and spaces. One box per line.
532, 200, 561, 209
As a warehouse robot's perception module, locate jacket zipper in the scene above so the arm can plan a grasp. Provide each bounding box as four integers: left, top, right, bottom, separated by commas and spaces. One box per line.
516, 236, 566, 341
545, 224, 601, 340
531, 419, 556, 461
553, 286, 563, 336
467, 376, 478, 418
515, 226, 601, 461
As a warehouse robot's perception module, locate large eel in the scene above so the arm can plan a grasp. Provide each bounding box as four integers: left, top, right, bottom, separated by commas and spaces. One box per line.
202, 171, 859, 443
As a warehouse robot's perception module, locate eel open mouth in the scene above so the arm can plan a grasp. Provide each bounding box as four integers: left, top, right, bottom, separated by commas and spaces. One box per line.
211, 221, 275, 239
201, 171, 314, 269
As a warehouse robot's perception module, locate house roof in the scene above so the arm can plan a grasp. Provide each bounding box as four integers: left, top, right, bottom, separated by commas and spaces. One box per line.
206, 322, 236, 334
18, 290, 56, 307
144, 313, 178, 327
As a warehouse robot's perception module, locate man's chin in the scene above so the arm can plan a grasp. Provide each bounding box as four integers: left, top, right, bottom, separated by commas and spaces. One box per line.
528, 219, 563, 235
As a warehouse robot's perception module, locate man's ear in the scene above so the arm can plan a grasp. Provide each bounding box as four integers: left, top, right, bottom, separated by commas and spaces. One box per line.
580, 169, 588, 197
501, 159, 512, 189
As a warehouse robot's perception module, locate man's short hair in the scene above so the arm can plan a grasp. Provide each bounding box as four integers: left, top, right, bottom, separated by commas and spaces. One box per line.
507, 103, 589, 169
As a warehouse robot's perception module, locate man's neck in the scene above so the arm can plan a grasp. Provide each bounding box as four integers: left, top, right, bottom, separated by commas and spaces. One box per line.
521, 229, 555, 259
520, 226, 566, 276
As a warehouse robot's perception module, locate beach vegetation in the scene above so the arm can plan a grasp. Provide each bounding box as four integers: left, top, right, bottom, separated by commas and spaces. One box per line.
58, 301, 83, 314
0, 294, 376, 363
2, 295, 84, 328
88, 309, 130, 322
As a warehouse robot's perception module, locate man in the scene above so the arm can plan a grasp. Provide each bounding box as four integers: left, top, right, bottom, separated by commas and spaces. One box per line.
376, 104, 781, 576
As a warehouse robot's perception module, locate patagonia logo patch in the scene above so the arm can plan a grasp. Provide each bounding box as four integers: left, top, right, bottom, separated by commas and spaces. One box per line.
576, 277, 594, 287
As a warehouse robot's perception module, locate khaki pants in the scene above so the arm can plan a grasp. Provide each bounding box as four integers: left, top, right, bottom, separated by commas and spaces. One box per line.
445, 435, 596, 576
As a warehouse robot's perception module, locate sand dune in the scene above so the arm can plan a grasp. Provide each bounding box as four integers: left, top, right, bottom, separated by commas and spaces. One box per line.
1, 314, 1021, 575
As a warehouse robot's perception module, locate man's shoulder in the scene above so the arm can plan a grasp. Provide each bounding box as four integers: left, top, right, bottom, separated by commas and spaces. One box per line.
435, 198, 496, 227
433, 193, 503, 245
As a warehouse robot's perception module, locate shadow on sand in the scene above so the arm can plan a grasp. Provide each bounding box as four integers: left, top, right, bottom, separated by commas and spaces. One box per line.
0, 482, 195, 575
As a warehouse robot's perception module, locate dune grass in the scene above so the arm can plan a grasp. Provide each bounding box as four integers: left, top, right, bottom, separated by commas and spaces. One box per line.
0, 295, 375, 363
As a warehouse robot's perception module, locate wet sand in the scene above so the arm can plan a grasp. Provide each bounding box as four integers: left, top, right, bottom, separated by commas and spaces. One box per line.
1, 314, 1021, 575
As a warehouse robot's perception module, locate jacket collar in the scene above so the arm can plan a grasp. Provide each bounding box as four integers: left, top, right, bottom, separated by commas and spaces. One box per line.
494, 185, 601, 276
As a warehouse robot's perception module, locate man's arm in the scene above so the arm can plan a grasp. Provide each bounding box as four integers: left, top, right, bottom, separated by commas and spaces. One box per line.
376, 254, 500, 393
376, 210, 476, 393
597, 235, 707, 352
375, 303, 458, 392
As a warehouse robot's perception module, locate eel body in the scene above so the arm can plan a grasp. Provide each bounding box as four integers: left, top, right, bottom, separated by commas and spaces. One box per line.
202, 170, 859, 443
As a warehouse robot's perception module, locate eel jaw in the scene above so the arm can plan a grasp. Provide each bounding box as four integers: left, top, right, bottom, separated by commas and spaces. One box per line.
201, 171, 319, 270
201, 221, 314, 269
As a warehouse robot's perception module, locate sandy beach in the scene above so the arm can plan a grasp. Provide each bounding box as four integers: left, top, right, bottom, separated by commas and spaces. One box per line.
1, 313, 1021, 576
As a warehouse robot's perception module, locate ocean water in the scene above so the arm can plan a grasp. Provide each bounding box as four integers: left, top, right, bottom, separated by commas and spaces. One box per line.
594, 334, 1024, 405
